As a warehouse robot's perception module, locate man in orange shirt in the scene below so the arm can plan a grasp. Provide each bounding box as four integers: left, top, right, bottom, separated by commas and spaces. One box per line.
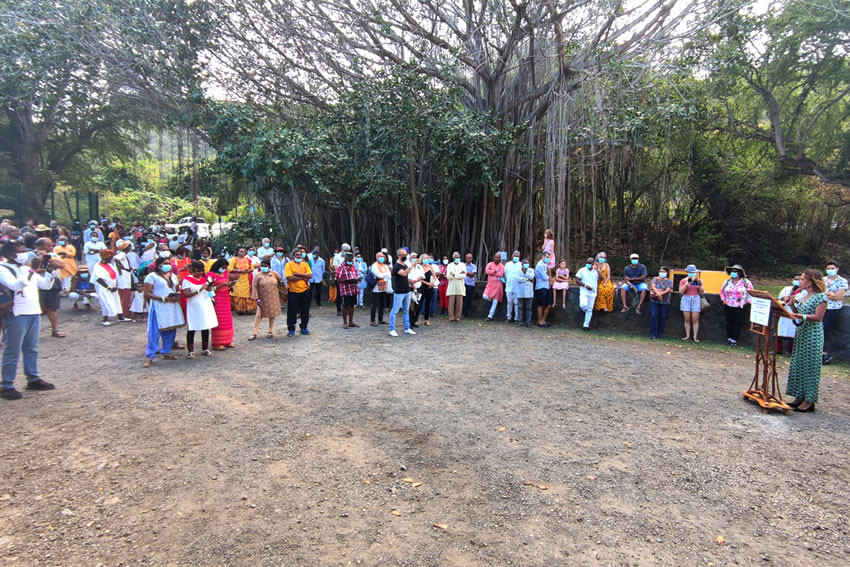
284, 249, 313, 337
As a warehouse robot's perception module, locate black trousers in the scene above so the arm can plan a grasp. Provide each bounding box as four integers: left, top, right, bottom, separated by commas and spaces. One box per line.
288, 290, 312, 331
186, 329, 209, 352
311, 282, 322, 306
724, 305, 748, 341
462, 284, 475, 317
420, 287, 434, 321
371, 292, 389, 322
823, 308, 840, 353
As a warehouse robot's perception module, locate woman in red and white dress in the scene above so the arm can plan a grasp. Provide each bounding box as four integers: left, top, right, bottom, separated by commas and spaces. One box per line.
92, 249, 124, 325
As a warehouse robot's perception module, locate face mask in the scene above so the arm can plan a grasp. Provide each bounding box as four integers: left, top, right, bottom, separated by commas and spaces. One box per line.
598, 258, 606, 264
218, 268, 226, 273
16, 236, 23, 242
453, 258, 460, 264
378, 257, 386, 264
313, 253, 319, 257
522, 263, 530, 269
159, 251, 171, 259
295, 258, 302, 263
263, 241, 270, 247
58, 241, 66, 246
81, 273, 89, 279
260, 266, 270, 273
442, 259, 448, 265
792, 280, 800, 287
248, 251, 256, 256
161, 264, 172, 273
512, 257, 519, 263
400, 256, 408, 262
586, 263, 593, 270
346, 261, 353, 266
730, 272, 739, 279
688, 272, 697, 279
631, 259, 639, 265
659, 272, 668, 278
276, 252, 283, 258
91, 237, 99, 242
826, 269, 837, 277
14, 252, 29, 264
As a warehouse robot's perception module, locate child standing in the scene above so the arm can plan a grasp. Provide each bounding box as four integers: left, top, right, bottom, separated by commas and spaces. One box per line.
130, 281, 148, 322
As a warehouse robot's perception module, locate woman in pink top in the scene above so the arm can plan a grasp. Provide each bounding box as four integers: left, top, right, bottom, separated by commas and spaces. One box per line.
543, 228, 556, 269
720, 263, 754, 347
483, 253, 505, 321
678, 264, 704, 342
552, 260, 570, 308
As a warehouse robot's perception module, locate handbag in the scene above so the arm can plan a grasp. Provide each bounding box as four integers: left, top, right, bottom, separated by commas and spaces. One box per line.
700, 296, 711, 312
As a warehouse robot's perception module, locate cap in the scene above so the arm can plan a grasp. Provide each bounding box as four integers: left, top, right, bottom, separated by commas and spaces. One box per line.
630, 253, 640, 259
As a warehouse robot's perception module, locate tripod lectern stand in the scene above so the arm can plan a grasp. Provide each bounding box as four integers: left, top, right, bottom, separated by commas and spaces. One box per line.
743, 290, 793, 415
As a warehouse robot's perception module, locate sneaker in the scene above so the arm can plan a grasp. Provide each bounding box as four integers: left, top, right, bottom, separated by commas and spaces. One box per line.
582, 326, 590, 331
823, 354, 834, 365
411, 323, 419, 328
729, 340, 737, 348
404, 329, 416, 335
1, 388, 22, 400
102, 321, 111, 326
389, 330, 399, 337
301, 329, 311, 335
287, 330, 295, 337
26, 379, 55, 391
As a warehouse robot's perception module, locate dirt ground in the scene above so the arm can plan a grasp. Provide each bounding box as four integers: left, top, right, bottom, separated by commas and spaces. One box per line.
1, 302, 850, 566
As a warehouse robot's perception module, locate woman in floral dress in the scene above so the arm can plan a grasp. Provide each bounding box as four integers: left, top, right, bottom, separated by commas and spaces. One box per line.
785, 269, 828, 412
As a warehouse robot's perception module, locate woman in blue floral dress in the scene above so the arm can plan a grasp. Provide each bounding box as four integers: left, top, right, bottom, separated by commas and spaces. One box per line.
785, 270, 828, 412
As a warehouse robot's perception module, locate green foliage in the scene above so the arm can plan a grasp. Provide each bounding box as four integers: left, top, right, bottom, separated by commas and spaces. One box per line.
100, 189, 214, 225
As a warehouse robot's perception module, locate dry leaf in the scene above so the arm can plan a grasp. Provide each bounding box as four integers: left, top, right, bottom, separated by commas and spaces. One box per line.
433, 523, 448, 530
536, 485, 548, 490
363, 479, 371, 485
412, 482, 423, 488
624, 441, 632, 447
715, 535, 725, 545
497, 427, 506, 432
586, 475, 597, 481
402, 478, 413, 483
305, 433, 311, 437
391, 510, 401, 516
666, 351, 672, 355
523, 481, 534, 486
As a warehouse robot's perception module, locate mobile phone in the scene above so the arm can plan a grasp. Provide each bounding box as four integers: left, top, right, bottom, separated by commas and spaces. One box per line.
40, 255, 50, 269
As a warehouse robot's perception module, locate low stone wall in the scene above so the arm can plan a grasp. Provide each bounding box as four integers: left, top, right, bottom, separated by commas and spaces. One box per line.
324, 283, 849, 360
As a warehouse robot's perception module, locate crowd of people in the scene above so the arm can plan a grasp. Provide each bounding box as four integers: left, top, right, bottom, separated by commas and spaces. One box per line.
0, 219, 844, 412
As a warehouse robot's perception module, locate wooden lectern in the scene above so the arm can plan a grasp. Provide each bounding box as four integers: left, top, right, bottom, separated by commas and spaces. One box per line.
743, 290, 793, 414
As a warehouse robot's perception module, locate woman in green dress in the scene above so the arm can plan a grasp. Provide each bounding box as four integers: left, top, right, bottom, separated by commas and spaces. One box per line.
786, 269, 828, 412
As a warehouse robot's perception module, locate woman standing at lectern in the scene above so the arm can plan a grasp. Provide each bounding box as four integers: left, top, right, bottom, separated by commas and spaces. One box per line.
785, 270, 827, 412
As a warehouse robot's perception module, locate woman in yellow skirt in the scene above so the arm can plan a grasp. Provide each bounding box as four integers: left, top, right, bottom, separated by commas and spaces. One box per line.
228, 248, 257, 314
593, 251, 615, 312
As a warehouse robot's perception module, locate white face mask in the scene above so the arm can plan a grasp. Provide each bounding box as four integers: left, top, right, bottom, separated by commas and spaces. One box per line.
15, 253, 30, 265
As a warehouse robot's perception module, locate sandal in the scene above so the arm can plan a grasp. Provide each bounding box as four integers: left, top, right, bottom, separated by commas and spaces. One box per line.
350, 322, 359, 328
52, 331, 66, 338
214, 345, 226, 351
162, 354, 178, 360
143, 359, 153, 368
370, 322, 378, 326
187, 352, 195, 359
225, 343, 236, 349
202, 350, 214, 357
266, 332, 274, 338
424, 321, 431, 326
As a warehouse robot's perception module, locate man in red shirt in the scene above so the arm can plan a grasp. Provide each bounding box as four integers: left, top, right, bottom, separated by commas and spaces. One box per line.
334, 252, 362, 329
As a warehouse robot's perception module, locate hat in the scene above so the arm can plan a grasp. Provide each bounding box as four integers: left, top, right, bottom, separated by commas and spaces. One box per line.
725, 264, 746, 277
99, 249, 115, 261
685, 264, 697, 272
629, 253, 640, 259
35, 224, 50, 232
116, 239, 131, 250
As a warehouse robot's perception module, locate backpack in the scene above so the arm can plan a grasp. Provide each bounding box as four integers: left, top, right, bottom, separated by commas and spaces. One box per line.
364, 269, 377, 289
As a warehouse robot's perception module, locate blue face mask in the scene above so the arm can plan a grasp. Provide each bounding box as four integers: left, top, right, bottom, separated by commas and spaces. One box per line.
260, 266, 270, 273
598, 258, 606, 263
454, 258, 460, 264
631, 259, 639, 265
218, 268, 226, 273
346, 261, 353, 266
276, 252, 283, 258
826, 268, 837, 277
294, 258, 302, 263
659, 272, 668, 278
378, 257, 385, 264
81, 273, 89, 279
730, 272, 739, 279
522, 263, 530, 269
792, 280, 800, 287
512, 257, 519, 263
161, 264, 172, 273
688, 272, 697, 279
586, 263, 593, 270
248, 251, 256, 256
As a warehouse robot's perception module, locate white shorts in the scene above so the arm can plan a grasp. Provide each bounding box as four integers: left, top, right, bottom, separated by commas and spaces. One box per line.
680, 295, 701, 312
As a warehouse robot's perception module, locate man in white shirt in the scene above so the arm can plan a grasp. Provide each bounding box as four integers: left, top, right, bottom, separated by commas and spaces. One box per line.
257, 238, 275, 262
83, 233, 107, 273
0, 241, 57, 399
575, 257, 600, 331
407, 252, 425, 327
503, 250, 522, 322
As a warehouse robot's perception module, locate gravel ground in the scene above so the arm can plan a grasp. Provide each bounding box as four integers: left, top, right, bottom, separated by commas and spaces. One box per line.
1, 303, 849, 566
